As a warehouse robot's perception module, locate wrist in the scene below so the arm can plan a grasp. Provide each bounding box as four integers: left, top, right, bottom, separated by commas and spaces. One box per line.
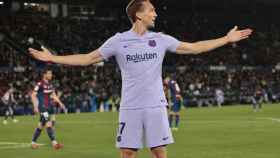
224, 35, 230, 44
49, 55, 55, 63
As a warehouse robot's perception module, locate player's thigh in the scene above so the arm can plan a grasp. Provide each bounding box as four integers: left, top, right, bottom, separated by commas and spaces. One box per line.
169, 110, 175, 115
144, 107, 174, 148
117, 109, 144, 149
174, 111, 180, 115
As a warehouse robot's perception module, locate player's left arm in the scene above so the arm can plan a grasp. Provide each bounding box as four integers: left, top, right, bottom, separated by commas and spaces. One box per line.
51, 91, 66, 112
176, 26, 253, 54
174, 82, 182, 100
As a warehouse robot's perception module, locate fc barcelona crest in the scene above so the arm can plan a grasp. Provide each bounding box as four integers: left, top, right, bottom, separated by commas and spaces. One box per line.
148, 40, 157, 47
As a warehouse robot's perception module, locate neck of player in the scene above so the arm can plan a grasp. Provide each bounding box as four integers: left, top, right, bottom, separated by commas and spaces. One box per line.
132, 21, 148, 36
43, 78, 49, 83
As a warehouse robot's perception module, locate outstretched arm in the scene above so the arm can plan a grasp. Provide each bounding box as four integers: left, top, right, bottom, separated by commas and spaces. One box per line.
176, 26, 253, 54
28, 47, 103, 66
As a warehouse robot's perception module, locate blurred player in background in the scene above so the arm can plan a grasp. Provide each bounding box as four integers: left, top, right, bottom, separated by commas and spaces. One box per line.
252, 85, 263, 112
30, 67, 66, 149
215, 88, 224, 108
165, 75, 182, 131
28, 0, 252, 157
1, 86, 18, 125
163, 77, 170, 106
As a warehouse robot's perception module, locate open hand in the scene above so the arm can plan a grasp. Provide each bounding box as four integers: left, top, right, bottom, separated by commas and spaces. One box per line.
28, 46, 53, 62
227, 26, 253, 43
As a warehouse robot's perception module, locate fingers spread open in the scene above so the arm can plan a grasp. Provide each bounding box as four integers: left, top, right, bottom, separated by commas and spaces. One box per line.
241, 32, 252, 37
240, 29, 253, 36
28, 48, 38, 53
240, 36, 249, 40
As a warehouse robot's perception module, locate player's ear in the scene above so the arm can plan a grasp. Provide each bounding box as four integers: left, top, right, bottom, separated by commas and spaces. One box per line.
135, 11, 143, 21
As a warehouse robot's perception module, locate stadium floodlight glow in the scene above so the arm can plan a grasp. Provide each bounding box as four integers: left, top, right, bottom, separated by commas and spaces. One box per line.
24, 2, 39, 6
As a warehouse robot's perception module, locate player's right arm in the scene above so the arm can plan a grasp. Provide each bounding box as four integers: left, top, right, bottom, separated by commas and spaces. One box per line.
31, 83, 41, 114
174, 82, 182, 100
28, 47, 103, 66
28, 34, 119, 66
31, 91, 39, 114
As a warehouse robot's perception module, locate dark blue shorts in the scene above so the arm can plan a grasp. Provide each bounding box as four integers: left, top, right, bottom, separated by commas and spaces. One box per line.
171, 102, 181, 112
39, 107, 54, 126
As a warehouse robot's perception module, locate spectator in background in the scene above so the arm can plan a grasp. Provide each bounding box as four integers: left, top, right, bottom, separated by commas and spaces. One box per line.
1, 86, 18, 125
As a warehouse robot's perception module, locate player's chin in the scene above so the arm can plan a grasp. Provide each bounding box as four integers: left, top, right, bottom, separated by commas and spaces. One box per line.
148, 23, 155, 29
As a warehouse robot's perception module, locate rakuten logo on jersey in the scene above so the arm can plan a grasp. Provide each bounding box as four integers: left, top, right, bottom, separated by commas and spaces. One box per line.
126, 53, 158, 63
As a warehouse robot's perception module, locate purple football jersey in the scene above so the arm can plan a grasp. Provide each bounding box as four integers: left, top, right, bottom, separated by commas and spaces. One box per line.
99, 30, 180, 110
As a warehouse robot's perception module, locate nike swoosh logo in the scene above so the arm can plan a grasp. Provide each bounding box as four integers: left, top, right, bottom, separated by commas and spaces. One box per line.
162, 137, 169, 141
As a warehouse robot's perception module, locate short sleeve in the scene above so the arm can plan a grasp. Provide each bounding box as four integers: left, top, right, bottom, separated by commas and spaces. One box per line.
49, 84, 55, 92
34, 82, 41, 92
99, 34, 119, 61
161, 34, 180, 53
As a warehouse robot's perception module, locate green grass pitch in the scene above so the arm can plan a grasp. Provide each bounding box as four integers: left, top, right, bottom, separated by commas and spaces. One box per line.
1, 104, 280, 158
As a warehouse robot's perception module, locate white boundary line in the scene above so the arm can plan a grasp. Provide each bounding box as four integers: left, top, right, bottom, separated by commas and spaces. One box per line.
257, 117, 280, 123
17, 119, 262, 125
16, 121, 116, 125
0, 142, 45, 149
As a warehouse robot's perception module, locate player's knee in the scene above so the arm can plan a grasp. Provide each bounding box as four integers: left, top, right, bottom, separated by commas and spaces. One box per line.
151, 146, 167, 158
46, 121, 52, 128
152, 151, 166, 158
120, 148, 137, 158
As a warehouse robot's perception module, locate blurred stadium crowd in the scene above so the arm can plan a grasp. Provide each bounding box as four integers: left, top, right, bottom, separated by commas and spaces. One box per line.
1, 4, 280, 115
